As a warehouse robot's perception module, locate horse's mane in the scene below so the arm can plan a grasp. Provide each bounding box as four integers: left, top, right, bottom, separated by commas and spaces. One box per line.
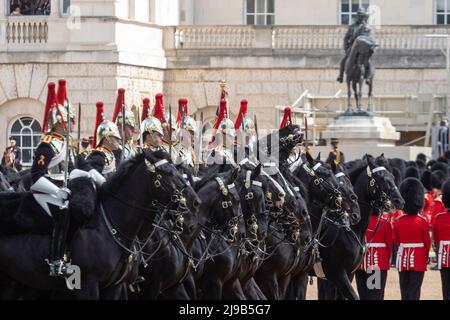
195, 169, 234, 192
103, 150, 173, 193
343, 159, 368, 182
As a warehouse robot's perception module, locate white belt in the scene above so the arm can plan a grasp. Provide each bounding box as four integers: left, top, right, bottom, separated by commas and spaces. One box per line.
438, 240, 450, 269
396, 243, 424, 271
367, 243, 386, 248
399, 243, 424, 248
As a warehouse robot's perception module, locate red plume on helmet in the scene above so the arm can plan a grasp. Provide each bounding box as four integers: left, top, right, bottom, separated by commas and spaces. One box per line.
153, 93, 167, 124
112, 88, 125, 123
93, 101, 105, 147
213, 99, 228, 130
54, 79, 69, 129
280, 106, 293, 129
141, 98, 151, 120
177, 98, 188, 125
234, 99, 248, 131
42, 82, 57, 133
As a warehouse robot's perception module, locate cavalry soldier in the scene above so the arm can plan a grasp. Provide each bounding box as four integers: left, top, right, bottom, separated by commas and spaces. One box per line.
79, 137, 92, 159
326, 138, 345, 166
30, 80, 76, 277
151, 93, 178, 160
234, 99, 256, 162
1, 136, 22, 171
394, 177, 431, 300
140, 97, 165, 151
337, 7, 372, 83
206, 98, 237, 169
176, 98, 197, 171
433, 179, 450, 300
355, 212, 393, 300
112, 88, 138, 162
86, 102, 122, 177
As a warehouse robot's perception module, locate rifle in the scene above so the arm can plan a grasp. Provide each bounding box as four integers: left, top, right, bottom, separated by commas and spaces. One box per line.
169, 104, 172, 157
254, 114, 259, 162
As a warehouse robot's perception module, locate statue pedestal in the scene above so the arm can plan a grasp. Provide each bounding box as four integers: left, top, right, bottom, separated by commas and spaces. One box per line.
322, 112, 400, 147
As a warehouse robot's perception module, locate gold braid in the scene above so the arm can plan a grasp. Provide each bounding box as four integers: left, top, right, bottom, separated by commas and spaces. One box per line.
334, 148, 340, 166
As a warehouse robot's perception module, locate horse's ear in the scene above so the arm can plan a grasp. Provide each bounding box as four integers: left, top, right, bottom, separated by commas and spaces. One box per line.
316, 152, 321, 161
251, 163, 262, 181
305, 151, 314, 165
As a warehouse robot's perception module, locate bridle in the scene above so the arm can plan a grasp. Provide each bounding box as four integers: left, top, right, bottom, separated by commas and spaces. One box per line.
301, 162, 343, 211
365, 165, 394, 213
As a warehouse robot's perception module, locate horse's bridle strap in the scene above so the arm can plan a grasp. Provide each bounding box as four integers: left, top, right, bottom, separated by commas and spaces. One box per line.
154, 159, 168, 168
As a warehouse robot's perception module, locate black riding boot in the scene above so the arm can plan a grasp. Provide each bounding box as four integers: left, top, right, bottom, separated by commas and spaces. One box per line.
337, 56, 347, 83
48, 206, 72, 277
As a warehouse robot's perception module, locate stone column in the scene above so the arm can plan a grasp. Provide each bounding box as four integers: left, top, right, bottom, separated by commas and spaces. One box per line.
50, 0, 60, 17
0, 0, 7, 17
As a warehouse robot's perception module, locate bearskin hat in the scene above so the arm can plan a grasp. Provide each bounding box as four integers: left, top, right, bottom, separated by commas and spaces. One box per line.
426, 160, 437, 170
431, 162, 449, 177
438, 156, 449, 164
416, 153, 427, 163
404, 166, 420, 179
431, 170, 447, 190
420, 170, 432, 191
392, 167, 402, 187
416, 159, 426, 171
444, 150, 450, 160
399, 178, 424, 215
406, 161, 417, 168
442, 179, 450, 209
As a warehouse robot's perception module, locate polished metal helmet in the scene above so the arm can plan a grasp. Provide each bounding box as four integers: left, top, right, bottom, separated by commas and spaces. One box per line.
96, 120, 122, 146
116, 108, 136, 128
182, 116, 198, 133
49, 102, 76, 129
218, 118, 235, 137
141, 116, 164, 136
241, 116, 255, 135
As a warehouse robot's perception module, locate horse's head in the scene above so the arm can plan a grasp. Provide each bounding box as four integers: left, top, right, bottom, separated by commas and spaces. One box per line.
143, 150, 201, 233
296, 152, 342, 212
237, 162, 269, 242
365, 154, 405, 212
196, 167, 242, 242
330, 161, 361, 225
354, 36, 377, 67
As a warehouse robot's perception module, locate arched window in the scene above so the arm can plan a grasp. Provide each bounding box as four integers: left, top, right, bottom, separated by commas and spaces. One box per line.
9, 117, 42, 166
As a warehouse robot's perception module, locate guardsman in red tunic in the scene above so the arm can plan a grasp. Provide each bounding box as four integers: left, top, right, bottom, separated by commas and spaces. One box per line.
355, 212, 393, 300
433, 179, 450, 300
421, 170, 434, 220
429, 170, 447, 227
394, 178, 431, 300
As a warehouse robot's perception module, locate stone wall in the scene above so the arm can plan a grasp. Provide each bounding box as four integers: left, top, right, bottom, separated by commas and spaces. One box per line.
0, 62, 164, 153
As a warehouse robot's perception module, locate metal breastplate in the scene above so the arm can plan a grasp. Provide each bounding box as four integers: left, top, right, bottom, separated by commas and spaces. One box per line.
123, 141, 136, 160
102, 150, 116, 177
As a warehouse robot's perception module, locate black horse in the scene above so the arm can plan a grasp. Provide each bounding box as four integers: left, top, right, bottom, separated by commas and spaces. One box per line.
316, 154, 404, 300
0, 150, 191, 299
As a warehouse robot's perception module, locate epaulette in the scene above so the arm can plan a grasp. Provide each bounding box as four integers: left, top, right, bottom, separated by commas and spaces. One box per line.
418, 214, 428, 222
41, 134, 53, 144
94, 146, 112, 155
395, 212, 406, 221
435, 211, 450, 220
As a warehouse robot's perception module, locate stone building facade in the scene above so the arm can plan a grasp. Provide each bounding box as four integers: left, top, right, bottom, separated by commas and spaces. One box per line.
1, 0, 449, 165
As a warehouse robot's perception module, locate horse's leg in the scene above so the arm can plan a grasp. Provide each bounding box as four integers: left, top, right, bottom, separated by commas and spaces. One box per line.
358, 76, 364, 111
295, 272, 309, 300
182, 273, 197, 299
243, 278, 266, 300
160, 284, 191, 300
352, 81, 358, 112
327, 271, 359, 300
223, 279, 246, 300
73, 279, 100, 300
255, 274, 279, 300
346, 80, 352, 112
368, 78, 373, 112
200, 276, 223, 300
100, 284, 124, 300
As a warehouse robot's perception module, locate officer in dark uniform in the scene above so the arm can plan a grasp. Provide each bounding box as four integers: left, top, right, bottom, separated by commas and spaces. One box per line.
30, 80, 76, 277
326, 138, 345, 166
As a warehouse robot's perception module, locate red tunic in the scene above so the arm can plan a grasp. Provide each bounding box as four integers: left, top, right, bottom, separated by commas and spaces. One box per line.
393, 213, 431, 272
360, 214, 393, 271
430, 196, 446, 227
424, 191, 434, 221
433, 211, 450, 269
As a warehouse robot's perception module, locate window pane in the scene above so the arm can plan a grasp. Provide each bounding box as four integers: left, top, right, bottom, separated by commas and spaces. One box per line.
447, 0, 450, 12
341, 0, 349, 13
33, 135, 41, 147
63, 0, 71, 14
438, 0, 446, 12
22, 135, 31, 147
351, 13, 356, 23
267, 14, 274, 25
341, 14, 349, 25
247, 14, 255, 24
257, 15, 265, 25
31, 120, 41, 132
437, 14, 445, 24
351, 0, 359, 12
447, 14, 450, 23
11, 121, 21, 133
267, 0, 274, 13
22, 117, 32, 126
247, 0, 255, 13
22, 149, 31, 163
257, 0, 265, 13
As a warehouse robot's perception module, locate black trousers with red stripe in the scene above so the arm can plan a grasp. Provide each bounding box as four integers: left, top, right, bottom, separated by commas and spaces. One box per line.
355, 269, 388, 300
399, 271, 424, 300
441, 268, 450, 300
